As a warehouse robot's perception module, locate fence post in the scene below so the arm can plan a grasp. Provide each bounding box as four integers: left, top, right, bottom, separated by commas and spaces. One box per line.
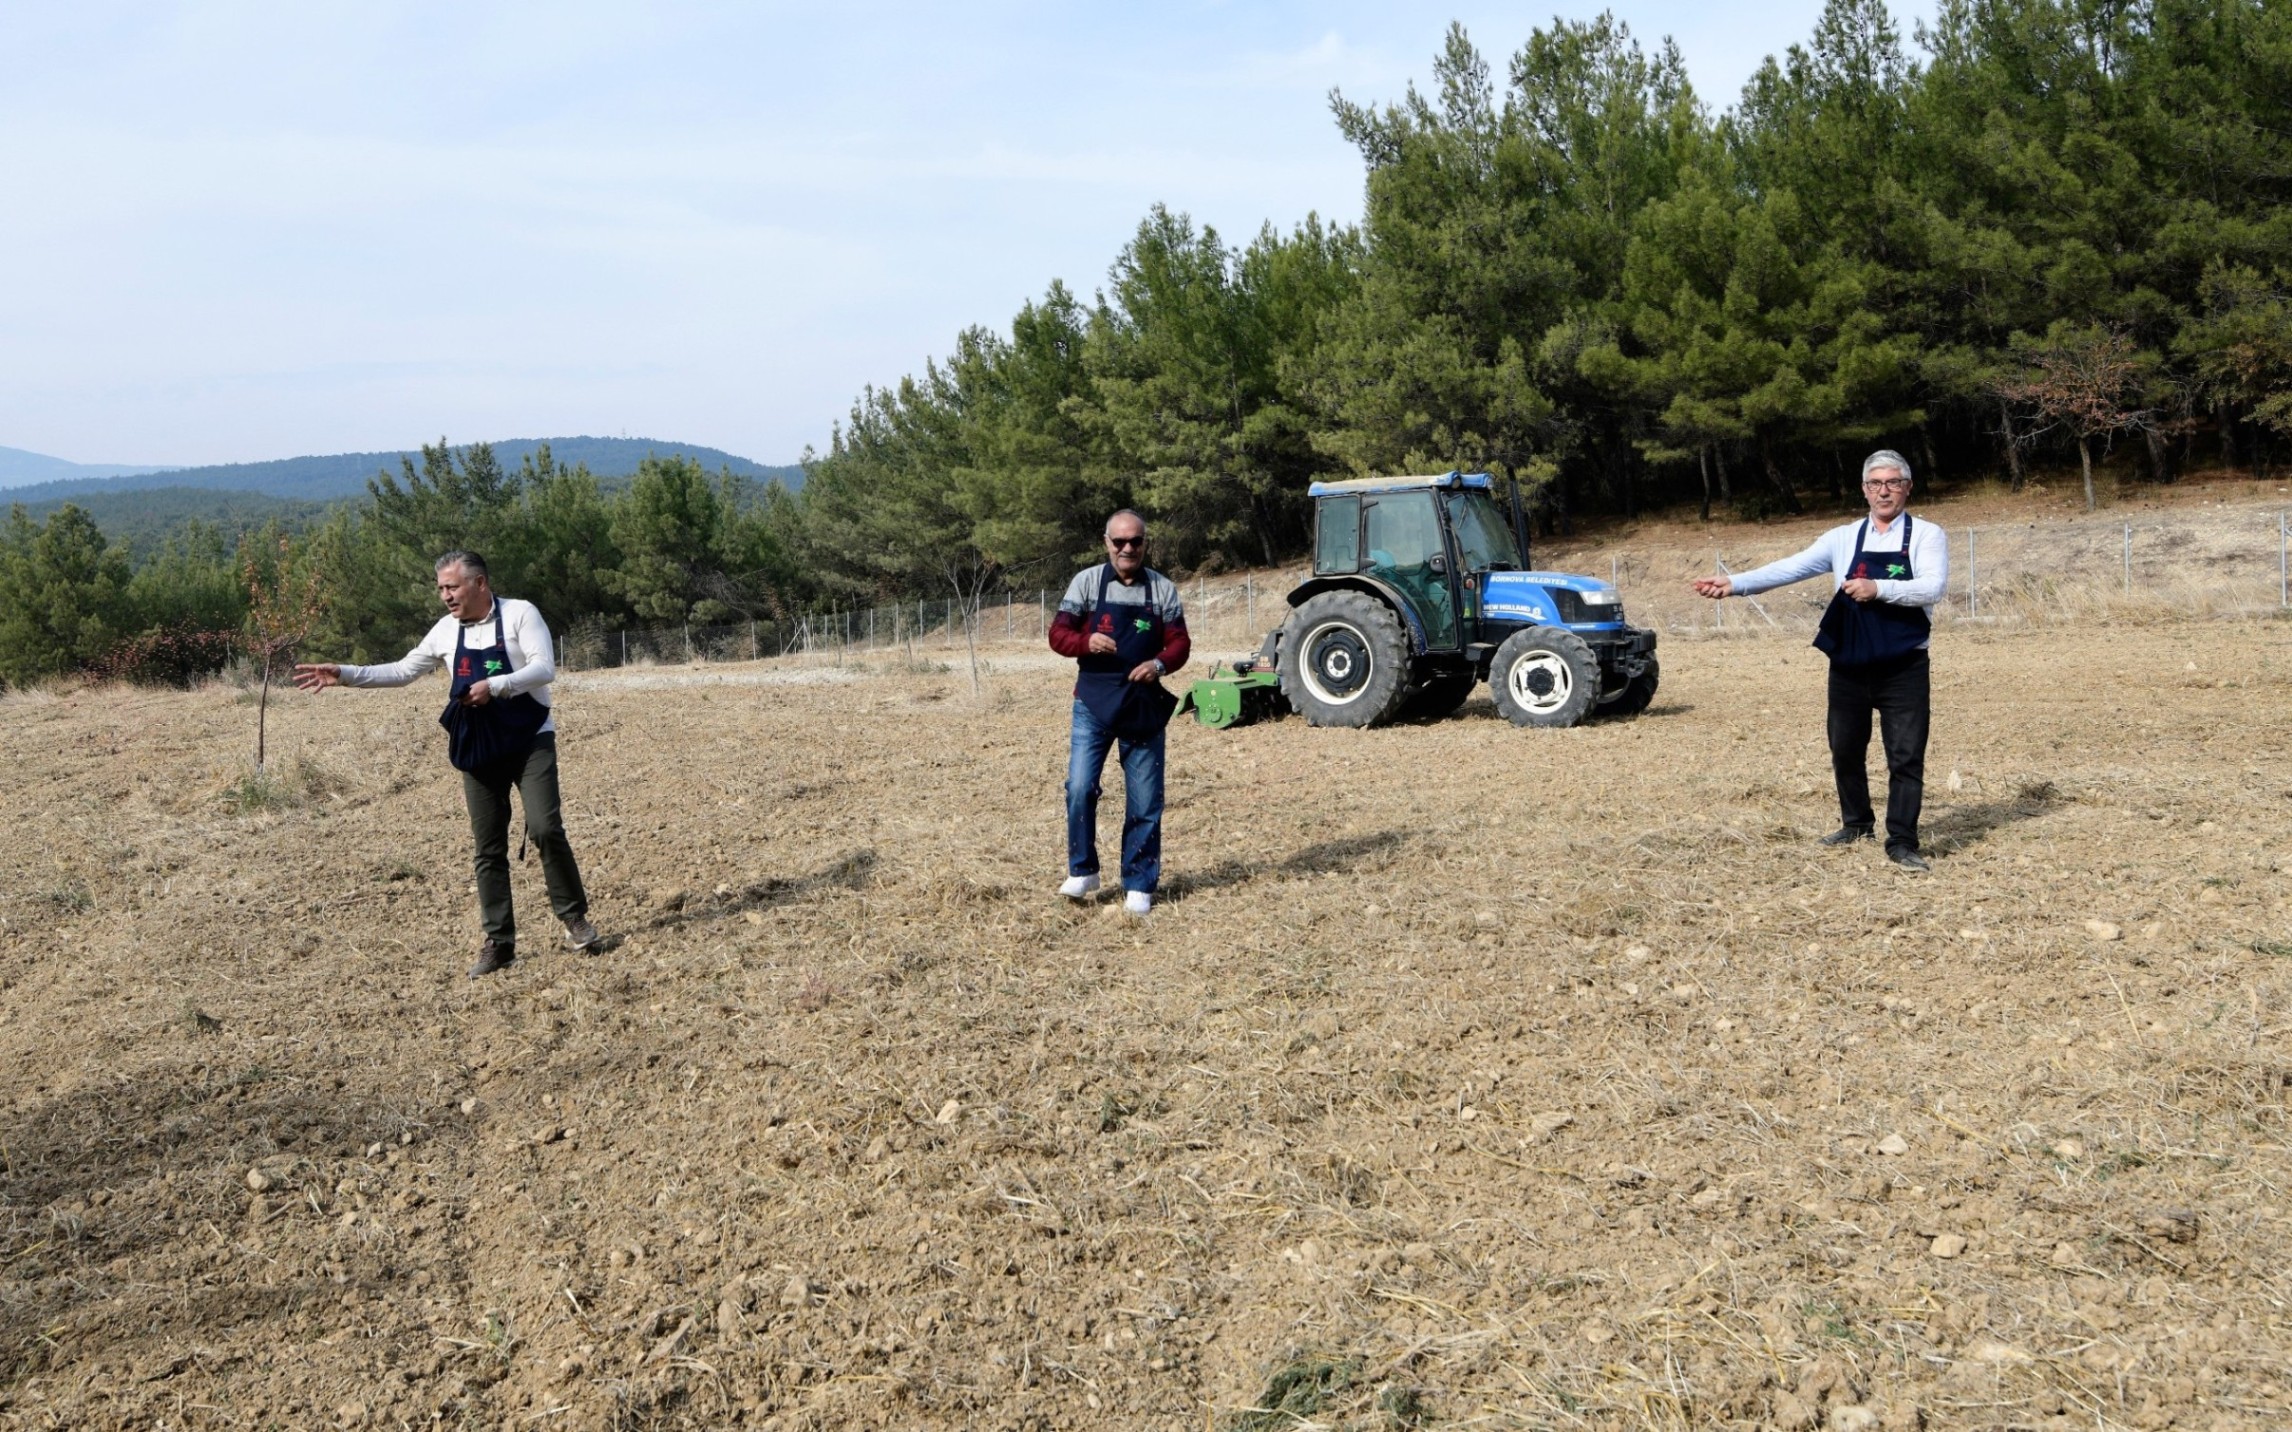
1039, 589, 1046, 636
2281, 512, 2287, 609
620, 630, 627, 666
1246, 574, 1254, 636
1968, 530, 1978, 619
2123, 523, 2132, 596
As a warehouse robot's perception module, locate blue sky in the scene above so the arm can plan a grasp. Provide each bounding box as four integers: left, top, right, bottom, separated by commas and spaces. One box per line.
0, 1, 1937, 469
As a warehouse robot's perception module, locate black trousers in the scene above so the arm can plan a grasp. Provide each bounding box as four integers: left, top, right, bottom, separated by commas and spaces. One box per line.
460, 733, 587, 946
1826, 650, 1930, 853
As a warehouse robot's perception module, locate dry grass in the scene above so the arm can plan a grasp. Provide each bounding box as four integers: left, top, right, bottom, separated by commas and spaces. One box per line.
2, 491, 2291, 1430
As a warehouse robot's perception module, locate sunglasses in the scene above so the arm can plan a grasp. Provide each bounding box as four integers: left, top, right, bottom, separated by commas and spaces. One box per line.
1106, 535, 1145, 549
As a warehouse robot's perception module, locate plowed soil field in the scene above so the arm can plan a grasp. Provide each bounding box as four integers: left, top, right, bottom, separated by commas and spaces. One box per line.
4, 546, 2292, 1428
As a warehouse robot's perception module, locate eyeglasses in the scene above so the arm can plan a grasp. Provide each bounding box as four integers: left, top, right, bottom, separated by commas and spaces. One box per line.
1863, 477, 1910, 491
1106, 535, 1145, 549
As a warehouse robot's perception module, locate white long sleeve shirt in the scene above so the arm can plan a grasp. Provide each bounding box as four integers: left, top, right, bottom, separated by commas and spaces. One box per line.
338, 597, 558, 733
1729, 514, 1950, 628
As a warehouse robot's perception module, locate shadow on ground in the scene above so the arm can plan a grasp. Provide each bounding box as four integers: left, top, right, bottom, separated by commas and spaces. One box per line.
624, 848, 880, 940
1162, 830, 1410, 902
1925, 780, 2061, 854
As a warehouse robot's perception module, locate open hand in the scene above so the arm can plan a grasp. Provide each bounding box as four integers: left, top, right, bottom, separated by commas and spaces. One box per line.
1691, 576, 1731, 599
1840, 578, 1879, 602
291, 663, 340, 692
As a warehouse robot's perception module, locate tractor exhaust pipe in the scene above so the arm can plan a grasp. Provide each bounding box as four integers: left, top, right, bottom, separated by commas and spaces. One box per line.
1508, 475, 1532, 571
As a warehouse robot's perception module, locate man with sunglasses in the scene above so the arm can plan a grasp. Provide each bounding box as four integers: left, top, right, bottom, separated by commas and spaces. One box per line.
1046, 511, 1191, 914
1691, 450, 1948, 871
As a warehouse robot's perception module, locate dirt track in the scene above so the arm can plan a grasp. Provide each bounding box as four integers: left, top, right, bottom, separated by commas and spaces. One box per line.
4, 533, 2292, 1429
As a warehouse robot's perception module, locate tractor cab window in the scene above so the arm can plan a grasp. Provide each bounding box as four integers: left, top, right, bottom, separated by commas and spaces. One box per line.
1445, 490, 1521, 571
1314, 494, 1361, 574
1363, 491, 1458, 649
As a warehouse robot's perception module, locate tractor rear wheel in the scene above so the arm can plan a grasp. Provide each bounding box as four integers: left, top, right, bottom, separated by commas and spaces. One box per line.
1491, 626, 1599, 728
1279, 590, 1411, 728
1596, 655, 1660, 718
1398, 670, 1476, 721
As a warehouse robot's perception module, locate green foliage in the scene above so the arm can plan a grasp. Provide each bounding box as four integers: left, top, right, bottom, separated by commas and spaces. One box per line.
1084, 208, 1351, 568
1228, 1356, 1361, 1431
0, 504, 134, 687
603, 455, 794, 623
127, 521, 247, 635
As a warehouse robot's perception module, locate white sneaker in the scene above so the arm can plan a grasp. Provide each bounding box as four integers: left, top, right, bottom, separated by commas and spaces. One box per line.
1058, 874, 1101, 900
1123, 891, 1153, 916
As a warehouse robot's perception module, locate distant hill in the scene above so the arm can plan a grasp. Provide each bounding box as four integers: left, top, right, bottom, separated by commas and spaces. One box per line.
9, 487, 335, 556
0, 445, 178, 488
1, 437, 803, 505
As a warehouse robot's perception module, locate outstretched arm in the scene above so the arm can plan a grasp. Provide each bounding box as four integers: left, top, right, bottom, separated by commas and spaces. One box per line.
1720, 534, 1839, 598
304, 621, 450, 691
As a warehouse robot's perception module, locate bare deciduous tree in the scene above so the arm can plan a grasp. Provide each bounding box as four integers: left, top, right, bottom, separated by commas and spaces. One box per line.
1995, 322, 2163, 512
242, 536, 327, 773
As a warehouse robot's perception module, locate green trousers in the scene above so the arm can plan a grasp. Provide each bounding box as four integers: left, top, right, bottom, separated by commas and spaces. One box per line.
460, 733, 587, 946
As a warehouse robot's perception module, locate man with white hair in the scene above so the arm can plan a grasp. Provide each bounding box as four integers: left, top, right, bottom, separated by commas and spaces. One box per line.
1691, 450, 1948, 871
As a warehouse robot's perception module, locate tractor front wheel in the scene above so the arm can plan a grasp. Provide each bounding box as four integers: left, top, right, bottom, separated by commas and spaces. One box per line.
1596, 655, 1660, 718
1279, 590, 1411, 728
1491, 627, 1599, 729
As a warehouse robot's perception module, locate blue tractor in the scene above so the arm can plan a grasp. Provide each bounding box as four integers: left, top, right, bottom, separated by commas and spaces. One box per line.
1188, 472, 1658, 730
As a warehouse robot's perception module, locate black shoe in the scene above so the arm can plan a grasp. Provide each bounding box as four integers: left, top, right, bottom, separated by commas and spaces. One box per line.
1887, 847, 1931, 873
1817, 827, 1874, 847
469, 940, 516, 978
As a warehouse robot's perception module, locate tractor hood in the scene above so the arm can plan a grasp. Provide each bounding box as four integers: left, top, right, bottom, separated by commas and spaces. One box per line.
1479, 570, 1628, 629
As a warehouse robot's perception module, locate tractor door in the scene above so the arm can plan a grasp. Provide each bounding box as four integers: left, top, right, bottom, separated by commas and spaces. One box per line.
1362, 491, 1459, 650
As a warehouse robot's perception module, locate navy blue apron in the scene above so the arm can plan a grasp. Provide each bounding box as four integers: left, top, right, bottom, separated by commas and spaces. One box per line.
1812, 515, 1929, 668
439, 613, 550, 772
1074, 564, 1178, 739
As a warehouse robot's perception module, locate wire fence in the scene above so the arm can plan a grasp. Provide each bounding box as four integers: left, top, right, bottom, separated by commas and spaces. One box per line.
556, 574, 1284, 671
1598, 508, 2292, 637
558, 511, 2292, 669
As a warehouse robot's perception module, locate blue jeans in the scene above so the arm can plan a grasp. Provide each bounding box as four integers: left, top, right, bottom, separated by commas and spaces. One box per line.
1065, 699, 1165, 893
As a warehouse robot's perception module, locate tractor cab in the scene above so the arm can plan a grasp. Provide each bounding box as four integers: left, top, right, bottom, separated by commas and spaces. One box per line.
1214, 472, 1658, 729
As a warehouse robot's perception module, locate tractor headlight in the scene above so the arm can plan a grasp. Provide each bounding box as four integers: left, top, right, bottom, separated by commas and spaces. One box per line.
1580, 590, 1622, 606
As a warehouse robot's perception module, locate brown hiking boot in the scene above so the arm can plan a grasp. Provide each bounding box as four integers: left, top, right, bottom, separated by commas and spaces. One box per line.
562, 917, 602, 952
468, 939, 516, 978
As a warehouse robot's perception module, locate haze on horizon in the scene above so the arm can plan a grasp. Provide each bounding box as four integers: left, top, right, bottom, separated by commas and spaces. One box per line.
4, 1, 1937, 471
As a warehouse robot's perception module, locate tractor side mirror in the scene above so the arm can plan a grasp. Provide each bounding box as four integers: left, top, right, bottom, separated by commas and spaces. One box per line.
1428, 553, 1448, 576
